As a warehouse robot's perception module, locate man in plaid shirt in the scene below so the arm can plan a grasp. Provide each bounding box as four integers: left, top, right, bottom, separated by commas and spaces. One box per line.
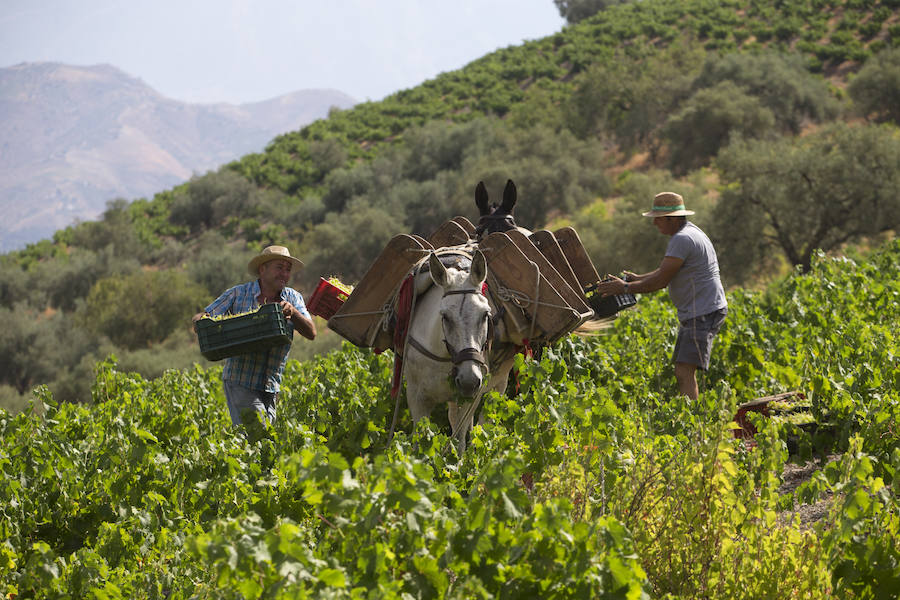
193, 246, 316, 426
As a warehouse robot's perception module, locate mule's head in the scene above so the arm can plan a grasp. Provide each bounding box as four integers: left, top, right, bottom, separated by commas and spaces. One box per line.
474, 179, 520, 238
429, 250, 491, 398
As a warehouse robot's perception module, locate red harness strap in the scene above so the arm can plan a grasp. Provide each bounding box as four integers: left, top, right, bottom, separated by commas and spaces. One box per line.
390, 274, 416, 399
513, 338, 534, 394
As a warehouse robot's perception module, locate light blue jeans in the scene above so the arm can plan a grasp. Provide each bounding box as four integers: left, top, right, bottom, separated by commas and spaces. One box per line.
223, 380, 277, 427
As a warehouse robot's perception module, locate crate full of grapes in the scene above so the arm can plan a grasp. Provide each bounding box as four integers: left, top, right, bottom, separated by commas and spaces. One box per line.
307, 277, 353, 319
196, 304, 292, 361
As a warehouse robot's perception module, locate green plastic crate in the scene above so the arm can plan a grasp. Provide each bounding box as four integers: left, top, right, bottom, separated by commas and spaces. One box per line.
197, 304, 293, 361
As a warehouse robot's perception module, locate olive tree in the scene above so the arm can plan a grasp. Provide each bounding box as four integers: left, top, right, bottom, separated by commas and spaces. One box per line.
553, 0, 628, 24
299, 199, 398, 285
565, 42, 705, 157
76, 269, 208, 350
693, 51, 841, 134
663, 81, 776, 175
712, 123, 900, 283
663, 51, 842, 174
168, 170, 264, 233
847, 47, 900, 124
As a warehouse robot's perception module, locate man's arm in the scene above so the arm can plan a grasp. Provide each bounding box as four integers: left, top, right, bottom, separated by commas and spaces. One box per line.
598, 256, 684, 296
281, 301, 317, 340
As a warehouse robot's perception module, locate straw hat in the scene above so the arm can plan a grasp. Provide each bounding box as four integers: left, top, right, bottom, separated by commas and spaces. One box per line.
642, 192, 695, 217
247, 245, 304, 276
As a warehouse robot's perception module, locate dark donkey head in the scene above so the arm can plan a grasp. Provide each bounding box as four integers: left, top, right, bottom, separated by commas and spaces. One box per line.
474, 179, 520, 239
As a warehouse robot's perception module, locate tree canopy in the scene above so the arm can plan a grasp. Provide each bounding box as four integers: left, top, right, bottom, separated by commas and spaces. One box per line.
712, 123, 900, 281
553, 0, 627, 24
847, 46, 900, 124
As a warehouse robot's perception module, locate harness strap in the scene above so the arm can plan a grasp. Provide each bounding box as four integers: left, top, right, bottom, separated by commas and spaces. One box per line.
407, 335, 452, 363
475, 213, 517, 238
391, 274, 416, 399
451, 347, 488, 369
407, 335, 489, 370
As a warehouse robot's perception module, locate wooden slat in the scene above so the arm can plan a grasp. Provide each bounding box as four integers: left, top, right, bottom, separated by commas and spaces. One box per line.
411, 234, 435, 250
328, 234, 429, 347
505, 229, 593, 321
451, 216, 476, 236
553, 226, 600, 290
479, 232, 580, 344
428, 220, 470, 248
529, 230, 583, 299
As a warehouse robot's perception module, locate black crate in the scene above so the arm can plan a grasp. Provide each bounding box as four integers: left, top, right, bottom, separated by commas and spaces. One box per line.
197, 304, 292, 361
584, 279, 638, 319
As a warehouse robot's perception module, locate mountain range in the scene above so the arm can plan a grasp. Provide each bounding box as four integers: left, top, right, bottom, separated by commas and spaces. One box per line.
0, 62, 357, 252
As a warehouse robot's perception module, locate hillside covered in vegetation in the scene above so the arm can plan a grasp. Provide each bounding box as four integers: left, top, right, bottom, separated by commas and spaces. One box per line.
1, 0, 899, 408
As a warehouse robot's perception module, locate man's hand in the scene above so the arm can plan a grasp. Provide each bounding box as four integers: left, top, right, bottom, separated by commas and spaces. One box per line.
191, 312, 209, 333
279, 300, 317, 340
279, 300, 295, 320
596, 276, 628, 297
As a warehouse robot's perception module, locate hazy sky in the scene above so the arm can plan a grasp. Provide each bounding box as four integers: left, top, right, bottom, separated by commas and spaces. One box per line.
1, 0, 565, 104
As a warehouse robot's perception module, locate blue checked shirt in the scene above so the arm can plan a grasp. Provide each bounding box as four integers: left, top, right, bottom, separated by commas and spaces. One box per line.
204, 280, 310, 393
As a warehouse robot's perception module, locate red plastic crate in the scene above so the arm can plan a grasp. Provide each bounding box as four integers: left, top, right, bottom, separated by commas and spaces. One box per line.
307, 278, 350, 319
732, 391, 808, 441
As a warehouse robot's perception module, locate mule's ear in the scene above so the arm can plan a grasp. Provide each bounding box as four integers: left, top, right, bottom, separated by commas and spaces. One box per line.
500, 179, 517, 214
475, 181, 490, 216
429, 252, 449, 288
470, 250, 487, 287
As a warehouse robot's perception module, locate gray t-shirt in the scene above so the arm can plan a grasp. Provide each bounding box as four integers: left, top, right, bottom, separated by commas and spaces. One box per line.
665, 221, 727, 322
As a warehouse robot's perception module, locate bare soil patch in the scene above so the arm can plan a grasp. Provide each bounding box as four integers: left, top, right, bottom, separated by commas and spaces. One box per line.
778, 454, 841, 529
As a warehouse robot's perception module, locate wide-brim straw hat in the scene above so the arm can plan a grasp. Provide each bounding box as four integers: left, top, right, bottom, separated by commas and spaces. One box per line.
642, 192, 695, 217
247, 245, 304, 276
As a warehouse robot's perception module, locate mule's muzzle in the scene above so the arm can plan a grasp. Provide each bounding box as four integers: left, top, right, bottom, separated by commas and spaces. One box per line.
449, 346, 488, 397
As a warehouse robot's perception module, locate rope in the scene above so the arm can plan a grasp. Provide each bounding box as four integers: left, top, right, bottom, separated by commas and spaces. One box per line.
493, 286, 572, 311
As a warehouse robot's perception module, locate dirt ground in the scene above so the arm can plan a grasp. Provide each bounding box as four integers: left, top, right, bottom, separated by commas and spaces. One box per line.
777, 455, 841, 528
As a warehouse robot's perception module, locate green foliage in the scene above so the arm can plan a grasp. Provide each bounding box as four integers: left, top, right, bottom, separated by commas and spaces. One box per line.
32, 246, 141, 312
553, 0, 628, 24
3, 240, 900, 596
300, 199, 399, 284
713, 122, 900, 281
168, 170, 284, 235
663, 80, 777, 174
0, 255, 28, 308
564, 40, 706, 157
693, 51, 841, 134
54, 199, 149, 260
184, 232, 249, 297
848, 46, 900, 123
0, 305, 61, 394
76, 270, 208, 350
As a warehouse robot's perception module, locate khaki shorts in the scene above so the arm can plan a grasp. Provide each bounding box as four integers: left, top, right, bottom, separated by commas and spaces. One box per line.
673, 308, 727, 370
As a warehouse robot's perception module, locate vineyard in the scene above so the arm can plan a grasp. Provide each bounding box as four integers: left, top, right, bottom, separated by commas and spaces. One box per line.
2, 240, 899, 598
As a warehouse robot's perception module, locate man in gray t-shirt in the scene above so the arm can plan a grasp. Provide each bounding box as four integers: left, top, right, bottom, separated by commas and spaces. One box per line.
597, 192, 727, 400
